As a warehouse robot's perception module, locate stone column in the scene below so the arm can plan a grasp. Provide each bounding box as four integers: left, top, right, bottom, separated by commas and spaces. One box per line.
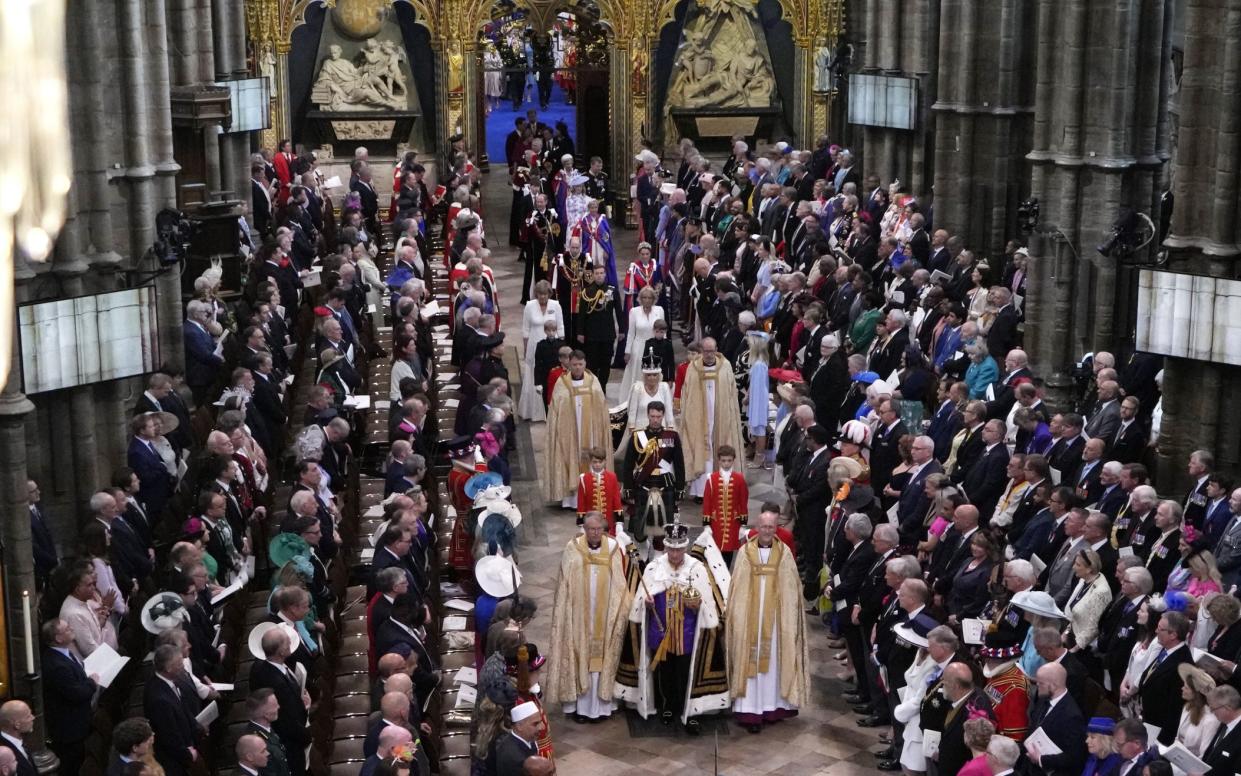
930, 0, 1036, 255
1023, 0, 1170, 407
1153, 0, 1241, 480
854, 0, 939, 195
75, 0, 123, 269
149, 0, 182, 209
608, 39, 634, 225
0, 260, 50, 772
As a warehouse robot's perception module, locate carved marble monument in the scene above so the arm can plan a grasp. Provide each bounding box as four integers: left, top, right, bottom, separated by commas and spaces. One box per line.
663, 0, 777, 143
303, 0, 422, 154
312, 40, 410, 112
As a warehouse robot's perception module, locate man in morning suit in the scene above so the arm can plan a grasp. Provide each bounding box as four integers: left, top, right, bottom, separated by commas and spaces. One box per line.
1200, 685, 1241, 776
960, 419, 1011, 520
1026, 663, 1087, 776
40, 618, 98, 776
1136, 611, 1194, 745
127, 414, 175, 525
249, 627, 311, 776
144, 645, 201, 776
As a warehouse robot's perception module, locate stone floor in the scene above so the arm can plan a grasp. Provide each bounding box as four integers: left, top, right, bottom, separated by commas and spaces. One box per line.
477, 165, 890, 775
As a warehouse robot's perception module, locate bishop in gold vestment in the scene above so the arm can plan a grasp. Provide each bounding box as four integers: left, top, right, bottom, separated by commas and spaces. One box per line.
679, 339, 743, 497
544, 354, 613, 505
725, 513, 809, 732
545, 514, 635, 720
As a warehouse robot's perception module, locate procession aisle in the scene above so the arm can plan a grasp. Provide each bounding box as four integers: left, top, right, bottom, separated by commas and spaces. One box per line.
479, 167, 889, 776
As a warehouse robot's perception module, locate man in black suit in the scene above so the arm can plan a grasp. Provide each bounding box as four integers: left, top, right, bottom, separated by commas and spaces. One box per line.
866, 312, 910, 385
808, 338, 850, 431
249, 627, 311, 776
985, 349, 1032, 420
106, 717, 158, 776
95, 490, 153, 587
0, 701, 37, 776
896, 437, 943, 546
1046, 413, 1087, 480
1070, 438, 1106, 506
350, 164, 380, 235
923, 663, 992, 775
1200, 685, 1241, 776
960, 419, 1011, 520
494, 702, 542, 775
251, 163, 275, 237
361, 726, 415, 776
245, 688, 291, 776
1109, 396, 1146, 464
949, 401, 988, 484
40, 618, 99, 776
870, 399, 909, 497
1093, 566, 1151, 693
1027, 662, 1087, 776
787, 425, 834, 593
827, 515, 878, 713
377, 595, 437, 678
145, 645, 202, 776
984, 286, 1020, 357
1136, 611, 1194, 745
1142, 500, 1184, 593
26, 480, 56, 590
927, 505, 981, 591
907, 214, 930, 266
1185, 449, 1215, 529
927, 381, 964, 462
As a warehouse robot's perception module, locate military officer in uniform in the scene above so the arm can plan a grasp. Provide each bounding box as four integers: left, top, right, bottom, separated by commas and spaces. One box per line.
623, 401, 685, 558
585, 156, 610, 213
577, 263, 620, 386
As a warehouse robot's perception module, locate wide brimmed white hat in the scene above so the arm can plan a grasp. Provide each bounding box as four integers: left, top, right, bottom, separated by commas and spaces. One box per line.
476, 554, 522, 597
248, 621, 301, 660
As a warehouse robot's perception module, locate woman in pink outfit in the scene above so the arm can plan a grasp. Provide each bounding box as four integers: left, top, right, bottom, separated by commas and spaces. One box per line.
958, 717, 997, 776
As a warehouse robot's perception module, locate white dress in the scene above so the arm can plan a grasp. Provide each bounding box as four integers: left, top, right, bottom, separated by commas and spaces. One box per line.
518, 299, 564, 421
484, 50, 504, 97
619, 305, 665, 392
894, 653, 940, 771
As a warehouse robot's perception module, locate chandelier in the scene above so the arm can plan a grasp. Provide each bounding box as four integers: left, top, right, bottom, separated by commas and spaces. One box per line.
0, 0, 71, 389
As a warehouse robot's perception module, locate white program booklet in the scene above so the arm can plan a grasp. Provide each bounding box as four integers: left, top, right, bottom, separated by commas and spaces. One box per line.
961, 618, 986, 645
1157, 741, 1209, 774
443, 616, 469, 632
196, 700, 219, 726
453, 667, 478, 686
1024, 727, 1062, 756
84, 644, 129, 688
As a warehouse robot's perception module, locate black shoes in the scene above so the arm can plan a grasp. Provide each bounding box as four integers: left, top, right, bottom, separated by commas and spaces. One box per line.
851, 703, 874, 715
842, 692, 866, 704
685, 719, 701, 736
856, 715, 886, 727
873, 746, 895, 759
746, 724, 762, 734
876, 759, 901, 771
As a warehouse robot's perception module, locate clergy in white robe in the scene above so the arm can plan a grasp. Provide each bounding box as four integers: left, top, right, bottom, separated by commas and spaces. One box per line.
679, 339, 743, 498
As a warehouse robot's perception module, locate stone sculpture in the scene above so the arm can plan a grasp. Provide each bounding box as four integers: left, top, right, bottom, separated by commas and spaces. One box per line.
312, 40, 409, 112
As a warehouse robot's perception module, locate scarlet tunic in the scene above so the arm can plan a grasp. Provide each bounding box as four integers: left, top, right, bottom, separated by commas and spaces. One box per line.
702, 469, 749, 552
448, 463, 487, 571
983, 662, 1030, 741
576, 470, 623, 533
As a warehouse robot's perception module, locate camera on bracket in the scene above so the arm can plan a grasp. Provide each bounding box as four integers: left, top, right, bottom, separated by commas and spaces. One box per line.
153, 208, 199, 266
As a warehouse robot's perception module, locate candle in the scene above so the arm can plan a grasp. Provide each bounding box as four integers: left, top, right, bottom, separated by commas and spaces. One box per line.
21, 591, 33, 675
